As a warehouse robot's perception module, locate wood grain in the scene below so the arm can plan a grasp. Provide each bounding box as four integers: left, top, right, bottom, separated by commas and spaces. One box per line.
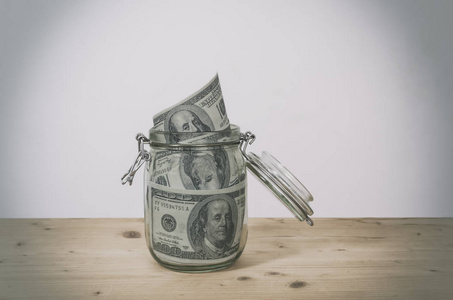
0, 218, 452, 299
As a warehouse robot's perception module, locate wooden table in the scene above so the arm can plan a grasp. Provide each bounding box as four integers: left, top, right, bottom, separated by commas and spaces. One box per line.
0, 218, 452, 299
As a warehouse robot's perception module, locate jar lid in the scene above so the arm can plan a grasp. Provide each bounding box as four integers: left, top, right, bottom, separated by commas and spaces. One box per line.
241, 133, 314, 226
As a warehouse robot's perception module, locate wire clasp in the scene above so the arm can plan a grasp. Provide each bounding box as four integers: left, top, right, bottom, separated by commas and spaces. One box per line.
239, 131, 256, 159
121, 133, 150, 186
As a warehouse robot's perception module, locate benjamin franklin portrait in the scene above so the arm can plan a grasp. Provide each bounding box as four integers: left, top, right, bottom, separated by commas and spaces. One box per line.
181, 150, 230, 190
188, 195, 237, 259
163, 105, 214, 143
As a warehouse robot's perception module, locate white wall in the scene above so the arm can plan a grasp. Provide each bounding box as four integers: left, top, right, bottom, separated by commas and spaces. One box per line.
1, 0, 452, 218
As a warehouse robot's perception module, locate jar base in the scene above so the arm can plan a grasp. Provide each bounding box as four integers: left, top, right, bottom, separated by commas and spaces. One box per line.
150, 249, 244, 273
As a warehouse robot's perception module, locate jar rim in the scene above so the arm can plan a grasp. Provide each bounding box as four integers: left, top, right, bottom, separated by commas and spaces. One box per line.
149, 124, 242, 146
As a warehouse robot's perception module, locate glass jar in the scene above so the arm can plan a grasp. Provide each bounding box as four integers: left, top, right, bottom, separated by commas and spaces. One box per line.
122, 124, 314, 273
145, 125, 247, 272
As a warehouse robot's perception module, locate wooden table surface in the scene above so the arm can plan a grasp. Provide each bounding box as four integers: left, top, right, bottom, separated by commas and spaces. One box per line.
0, 218, 452, 299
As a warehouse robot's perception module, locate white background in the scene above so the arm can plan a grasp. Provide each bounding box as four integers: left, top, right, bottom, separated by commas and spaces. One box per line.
1, 0, 452, 218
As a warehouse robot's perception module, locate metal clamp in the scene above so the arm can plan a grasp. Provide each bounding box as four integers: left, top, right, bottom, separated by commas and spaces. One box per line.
121, 133, 150, 186
239, 131, 256, 159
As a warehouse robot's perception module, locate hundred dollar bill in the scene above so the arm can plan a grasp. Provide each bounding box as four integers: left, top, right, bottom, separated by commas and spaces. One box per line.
148, 181, 247, 265
148, 146, 246, 190
176, 129, 238, 145
152, 74, 230, 143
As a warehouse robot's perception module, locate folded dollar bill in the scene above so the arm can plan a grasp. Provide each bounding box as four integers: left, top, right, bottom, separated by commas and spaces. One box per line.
149, 74, 244, 191
153, 74, 230, 144
148, 181, 247, 264
148, 147, 246, 191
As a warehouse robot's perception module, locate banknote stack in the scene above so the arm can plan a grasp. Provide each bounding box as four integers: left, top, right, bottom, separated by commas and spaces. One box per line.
147, 74, 247, 265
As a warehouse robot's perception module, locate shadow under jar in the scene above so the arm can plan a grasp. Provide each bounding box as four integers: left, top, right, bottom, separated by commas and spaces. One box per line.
144, 125, 248, 272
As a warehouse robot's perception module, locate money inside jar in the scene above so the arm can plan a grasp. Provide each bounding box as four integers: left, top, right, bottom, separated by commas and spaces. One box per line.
122, 74, 314, 271
146, 74, 248, 267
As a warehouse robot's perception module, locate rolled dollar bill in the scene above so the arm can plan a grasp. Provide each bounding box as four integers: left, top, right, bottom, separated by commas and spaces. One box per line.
149, 74, 243, 190
148, 181, 247, 265
149, 146, 246, 190
152, 74, 230, 143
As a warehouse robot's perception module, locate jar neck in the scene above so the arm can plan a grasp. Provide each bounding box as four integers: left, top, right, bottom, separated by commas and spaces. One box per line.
148, 124, 242, 146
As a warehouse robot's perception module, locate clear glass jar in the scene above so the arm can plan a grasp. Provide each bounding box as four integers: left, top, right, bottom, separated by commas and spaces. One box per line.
122, 124, 314, 272
144, 125, 248, 272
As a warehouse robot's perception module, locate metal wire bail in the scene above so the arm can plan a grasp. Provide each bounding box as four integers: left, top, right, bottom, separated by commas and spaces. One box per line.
239, 131, 256, 159
121, 133, 150, 185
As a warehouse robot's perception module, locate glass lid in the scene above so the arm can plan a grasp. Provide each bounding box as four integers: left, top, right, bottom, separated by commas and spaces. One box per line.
245, 151, 314, 226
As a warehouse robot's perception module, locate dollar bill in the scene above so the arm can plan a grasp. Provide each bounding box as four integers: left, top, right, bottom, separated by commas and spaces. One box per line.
149, 146, 246, 190
148, 181, 247, 265
176, 129, 239, 145
152, 74, 230, 143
